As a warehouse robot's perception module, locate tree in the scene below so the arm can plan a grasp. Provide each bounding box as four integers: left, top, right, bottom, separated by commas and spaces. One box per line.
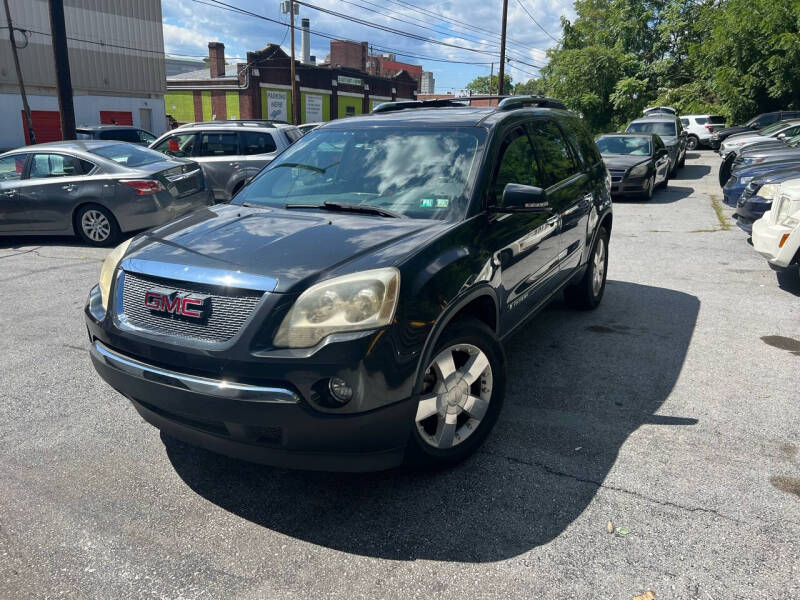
465, 73, 513, 95
513, 79, 544, 95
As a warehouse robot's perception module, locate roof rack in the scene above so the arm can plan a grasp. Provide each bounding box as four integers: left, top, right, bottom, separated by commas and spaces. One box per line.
371, 94, 567, 114
177, 119, 288, 128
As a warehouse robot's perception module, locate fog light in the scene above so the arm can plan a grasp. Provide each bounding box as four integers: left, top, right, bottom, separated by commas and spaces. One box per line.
328, 377, 353, 404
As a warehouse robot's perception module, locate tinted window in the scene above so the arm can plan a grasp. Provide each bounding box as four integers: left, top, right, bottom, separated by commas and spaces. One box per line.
709, 116, 726, 124
99, 129, 140, 142
681, 118, 691, 126
780, 124, 800, 137
0, 154, 27, 181
90, 144, 165, 167
782, 112, 800, 119
76, 131, 94, 140
528, 120, 578, 185
196, 132, 239, 156
753, 114, 780, 127
138, 130, 156, 144
240, 131, 277, 155
153, 133, 196, 157
234, 127, 485, 220
493, 128, 542, 203
653, 135, 665, 150
596, 135, 651, 156
562, 117, 600, 166
29, 154, 83, 178
79, 159, 96, 173
627, 121, 677, 137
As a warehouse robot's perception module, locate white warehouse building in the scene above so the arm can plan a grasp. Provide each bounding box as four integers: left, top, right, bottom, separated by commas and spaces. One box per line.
0, 0, 167, 150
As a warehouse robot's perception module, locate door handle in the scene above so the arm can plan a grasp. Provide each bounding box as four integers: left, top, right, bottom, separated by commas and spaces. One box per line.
2, 190, 14, 197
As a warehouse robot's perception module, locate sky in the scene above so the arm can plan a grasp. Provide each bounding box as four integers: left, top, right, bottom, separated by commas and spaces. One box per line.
161, 0, 576, 92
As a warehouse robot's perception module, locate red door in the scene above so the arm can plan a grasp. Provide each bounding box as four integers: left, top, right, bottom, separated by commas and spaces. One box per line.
99, 110, 133, 126
20, 110, 62, 145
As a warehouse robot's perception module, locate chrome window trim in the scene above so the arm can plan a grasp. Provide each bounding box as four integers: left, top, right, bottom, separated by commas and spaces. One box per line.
120, 258, 278, 292
91, 341, 299, 403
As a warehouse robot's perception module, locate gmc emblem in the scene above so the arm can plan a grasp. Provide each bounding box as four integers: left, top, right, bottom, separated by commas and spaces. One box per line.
144, 288, 210, 320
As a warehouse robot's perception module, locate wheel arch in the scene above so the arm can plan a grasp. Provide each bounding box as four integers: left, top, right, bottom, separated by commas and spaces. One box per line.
71, 200, 118, 235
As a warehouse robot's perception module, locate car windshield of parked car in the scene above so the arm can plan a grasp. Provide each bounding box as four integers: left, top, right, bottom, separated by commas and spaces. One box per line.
758, 122, 788, 136
90, 144, 165, 167
596, 136, 651, 156
233, 127, 486, 219
627, 121, 676, 137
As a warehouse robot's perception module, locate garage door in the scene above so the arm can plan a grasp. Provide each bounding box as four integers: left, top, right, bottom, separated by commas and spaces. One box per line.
21, 110, 62, 145
100, 111, 133, 126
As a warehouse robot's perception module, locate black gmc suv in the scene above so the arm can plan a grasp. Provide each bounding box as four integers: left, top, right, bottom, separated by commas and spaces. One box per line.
86, 96, 613, 472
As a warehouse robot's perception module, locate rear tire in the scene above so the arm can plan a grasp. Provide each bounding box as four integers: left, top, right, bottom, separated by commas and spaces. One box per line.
686, 136, 698, 150
406, 318, 506, 470
74, 204, 120, 247
564, 226, 609, 310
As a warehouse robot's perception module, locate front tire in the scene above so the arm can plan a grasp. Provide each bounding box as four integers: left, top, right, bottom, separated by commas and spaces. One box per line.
75, 204, 120, 246
642, 175, 655, 200
776, 265, 800, 288
564, 226, 609, 310
406, 318, 506, 469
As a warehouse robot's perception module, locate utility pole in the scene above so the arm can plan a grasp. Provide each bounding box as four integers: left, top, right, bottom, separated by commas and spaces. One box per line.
497, 0, 508, 96
289, 0, 299, 125
48, 0, 76, 139
489, 62, 494, 95
3, 0, 35, 144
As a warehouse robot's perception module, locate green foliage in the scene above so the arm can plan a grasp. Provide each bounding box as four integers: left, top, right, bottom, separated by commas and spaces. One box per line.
513, 79, 544, 95
466, 74, 513, 94
540, 0, 800, 131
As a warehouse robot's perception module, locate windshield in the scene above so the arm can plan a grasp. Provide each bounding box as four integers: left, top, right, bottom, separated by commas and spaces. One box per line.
596, 135, 651, 156
627, 121, 676, 137
233, 127, 486, 219
90, 144, 165, 167
758, 122, 788, 136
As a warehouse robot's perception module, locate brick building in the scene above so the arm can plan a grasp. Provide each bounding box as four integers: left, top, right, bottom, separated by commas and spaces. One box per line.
165, 42, 418, 125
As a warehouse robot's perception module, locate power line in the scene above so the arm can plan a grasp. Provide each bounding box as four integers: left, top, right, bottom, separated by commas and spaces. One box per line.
514, 0, 559, 43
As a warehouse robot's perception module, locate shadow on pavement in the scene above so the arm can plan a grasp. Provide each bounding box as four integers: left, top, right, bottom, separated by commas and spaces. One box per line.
616, 184, 694, 205
164, 280, 700, 562
675, 163, 711, 179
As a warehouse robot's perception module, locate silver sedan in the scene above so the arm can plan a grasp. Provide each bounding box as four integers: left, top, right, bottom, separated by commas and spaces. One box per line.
0, 141, 213, 246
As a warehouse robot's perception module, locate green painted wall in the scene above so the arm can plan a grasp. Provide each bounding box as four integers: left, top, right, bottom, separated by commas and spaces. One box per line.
300, 92, 330, 122
164, 91, 195, 123
260, 87, 292, 121
338, 95, 363, 118
225, 91, 240, 119
201, 91, 212, 121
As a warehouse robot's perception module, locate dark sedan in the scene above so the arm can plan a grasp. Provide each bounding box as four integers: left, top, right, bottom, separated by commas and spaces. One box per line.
733, 167, 800, 233
709, 110, 800, 149
722, 158, 800, 206
596, 133, 670, 199
0, 141, 212, 246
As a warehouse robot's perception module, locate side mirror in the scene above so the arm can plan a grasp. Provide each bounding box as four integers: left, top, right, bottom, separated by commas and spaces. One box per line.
497, 183, 550, 213
777, 133, 786, 140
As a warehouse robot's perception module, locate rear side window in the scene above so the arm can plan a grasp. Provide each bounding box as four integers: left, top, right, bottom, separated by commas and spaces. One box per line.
492, 128, 542, 203
196, 132, 239, 156
29, 153, 83, 178
138, 130, 156, 144
756, 114, 780, 127
240, 131, 277, 155
681, 118, 691, 126
562, 117, 601, 167
284, 127, 302, 143
709, 116, 726, 124
527, 120, 579, 186
0, 154, 27, 181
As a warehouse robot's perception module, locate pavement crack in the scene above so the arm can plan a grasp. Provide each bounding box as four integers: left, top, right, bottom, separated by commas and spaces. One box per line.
482, 450, 746, 525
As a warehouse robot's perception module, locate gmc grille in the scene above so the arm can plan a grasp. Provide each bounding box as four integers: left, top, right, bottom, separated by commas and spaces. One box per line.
119, 271, 264, 343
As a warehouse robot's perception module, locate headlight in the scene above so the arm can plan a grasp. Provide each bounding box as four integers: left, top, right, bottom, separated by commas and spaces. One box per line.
274, 268, 400, 348
775, 194, 800, 226
629, 163, 648, 178
739, 176, 753, 185
99, 239, 132, 310
758, 183, 780, 201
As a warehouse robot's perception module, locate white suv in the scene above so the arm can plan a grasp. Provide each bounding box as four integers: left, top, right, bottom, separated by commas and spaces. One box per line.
752, 178, 800, 286
679, 115, 727, 149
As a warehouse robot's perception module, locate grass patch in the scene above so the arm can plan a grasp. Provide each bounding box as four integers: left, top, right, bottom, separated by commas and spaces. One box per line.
710, 194, 731, 231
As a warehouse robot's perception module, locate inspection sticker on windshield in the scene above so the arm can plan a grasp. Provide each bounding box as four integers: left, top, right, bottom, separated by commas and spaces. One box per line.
420, 198, 434, 208
435, 198, 449, 208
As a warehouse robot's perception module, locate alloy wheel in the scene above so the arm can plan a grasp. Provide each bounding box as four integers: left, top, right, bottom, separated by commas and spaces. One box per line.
415, 343, 493, 449
81, 209, 111, 243
592, 237, 606, 297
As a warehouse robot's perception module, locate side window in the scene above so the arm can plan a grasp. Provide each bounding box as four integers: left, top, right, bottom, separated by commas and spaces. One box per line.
654, 136, 665, 151
758, 114, 780, 127
284, 127, 302, 143
527, 120, 579, 186
29, 154, 83, 178
780, 124, 800, 137
563, 117, 600, 168
680, 118, 689, 127
195, 132, 239, 156
492, 128, 542, 204
79, 159, 96, 174
138, 130, 156, 144
240, 131, 278, 155
153, 133, 196, 157
0, 154, 27, 181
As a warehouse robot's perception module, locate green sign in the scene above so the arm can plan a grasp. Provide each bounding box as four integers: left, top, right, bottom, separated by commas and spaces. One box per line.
338, 75, 362, 87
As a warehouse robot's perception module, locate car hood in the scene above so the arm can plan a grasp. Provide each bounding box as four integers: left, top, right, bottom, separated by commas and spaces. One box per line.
718, 126, 751, 137
124, 204, 447, 293
752, 167, 800, 185
601, 154, 651, 169
734, 157, 800, 178
741, 146, 800, 160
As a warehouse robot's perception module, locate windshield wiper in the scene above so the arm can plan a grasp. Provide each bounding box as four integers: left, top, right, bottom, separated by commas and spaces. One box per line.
271, 160, 341, 174
284, 201, 403, 218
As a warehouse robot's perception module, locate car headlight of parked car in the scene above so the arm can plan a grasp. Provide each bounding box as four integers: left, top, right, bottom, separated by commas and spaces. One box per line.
739, 176, 754, 185
757, 183, 780, 201
274, 268, 400, 348
775, 193, 800, 227
99, 238, 132, 310
629, 163, 648, 178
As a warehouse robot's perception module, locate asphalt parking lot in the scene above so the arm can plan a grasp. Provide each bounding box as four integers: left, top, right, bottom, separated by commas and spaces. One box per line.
1, 150, 798, 599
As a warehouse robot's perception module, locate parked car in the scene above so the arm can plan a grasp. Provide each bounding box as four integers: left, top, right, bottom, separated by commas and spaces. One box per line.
0, 141, 212, 246
679, 115, 726, 149
149, 120, 303, 202
625, 114, 686, 174
298, 122, 322, 135
709, 110, 800, 149
720, 137, 800, 188
643, 106, 676, 115
76, 125, 156, 146
731, 134, 800, 171
85, 95, 613, 472
733, 167, 800, 234
719, 120, 800, 157
722, 158, 800, 203
596, 133, 670, 198
752, 178, 800, 285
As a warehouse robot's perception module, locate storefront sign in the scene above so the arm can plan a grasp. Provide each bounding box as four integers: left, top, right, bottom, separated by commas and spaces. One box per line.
267, 91, 287, 120
337, 75, 362, 87
305, 94, 323, 122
